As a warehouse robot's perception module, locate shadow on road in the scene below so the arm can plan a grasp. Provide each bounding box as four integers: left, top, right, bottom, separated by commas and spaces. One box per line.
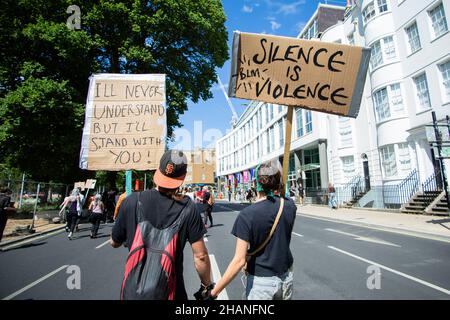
426, 218, 450, 231
3, 241, 47, 252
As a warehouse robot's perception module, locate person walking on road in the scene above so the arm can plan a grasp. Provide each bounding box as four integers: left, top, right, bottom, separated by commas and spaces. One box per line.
59, 189, 81, 240
202, 186, 214, 228
209, 160, 297, 300
0, 187, 13, 242
113, 189, 127, 221
110, 150, 213, 300
88, 194, 104, 238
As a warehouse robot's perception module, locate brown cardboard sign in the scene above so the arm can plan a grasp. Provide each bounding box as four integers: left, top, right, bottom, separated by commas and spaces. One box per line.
228, 32, 371, 117
85, 179, 97, 189
79, 74, 166, 171
74, 181, 86, 191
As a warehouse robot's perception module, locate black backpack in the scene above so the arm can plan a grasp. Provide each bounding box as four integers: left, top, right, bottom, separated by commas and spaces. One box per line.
120, 191, 189, 300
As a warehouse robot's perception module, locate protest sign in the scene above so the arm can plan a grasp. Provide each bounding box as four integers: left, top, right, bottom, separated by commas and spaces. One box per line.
79, 74, 166, 171
85, 179, 97, 189
74, 181, 85, 191
228, 32, 371, 118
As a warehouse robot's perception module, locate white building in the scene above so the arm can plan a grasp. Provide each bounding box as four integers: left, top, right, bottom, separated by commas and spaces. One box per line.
216, 0, 450, 208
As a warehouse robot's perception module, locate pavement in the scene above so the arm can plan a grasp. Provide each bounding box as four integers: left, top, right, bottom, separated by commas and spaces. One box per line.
1, 201, 450, 300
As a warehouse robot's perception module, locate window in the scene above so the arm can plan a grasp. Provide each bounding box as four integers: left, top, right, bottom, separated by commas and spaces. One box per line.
429, 2, 448, 38
377, 0, 388, 13
398, 143, 411, 173
363, 2, 376, 24
269, 104, 274, 121
269, 126, 275, 152
278, 119, 284, 147
296, 108, 304, 137
373, 87, 390, 121
305, 110, 312, 133
413, 73, 431, 110
370, 40, 383, 69
405, 22, 421, 54
339, 117, 353, 147
380, 145, 397, 177
341, 156, 355, 180
438, 60, 450, 100
389, 83, 404, 112
383, 36, 396, 60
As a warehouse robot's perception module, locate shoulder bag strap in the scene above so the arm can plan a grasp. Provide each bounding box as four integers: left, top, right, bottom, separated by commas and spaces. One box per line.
247, 197, 285, 256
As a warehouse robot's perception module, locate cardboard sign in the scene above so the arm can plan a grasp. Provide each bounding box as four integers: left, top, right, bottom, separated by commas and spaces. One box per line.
85, 179, 97, 189
79, 74, 167, 171
228, 32, 371, 118
74, 181, 86, 191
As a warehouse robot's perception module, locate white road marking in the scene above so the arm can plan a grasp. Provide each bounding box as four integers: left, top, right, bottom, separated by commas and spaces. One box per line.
328, 246, 450, 296
2, 265, 69, 300
325, 228, 401, 247
292, 232, 304, 237
209, 254, 229, 300
297, 213, 450, 244
95, 239, 111, 249
204, 236, 208, 242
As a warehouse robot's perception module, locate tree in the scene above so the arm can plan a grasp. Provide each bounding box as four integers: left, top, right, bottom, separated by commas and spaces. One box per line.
0, 0, 229, 185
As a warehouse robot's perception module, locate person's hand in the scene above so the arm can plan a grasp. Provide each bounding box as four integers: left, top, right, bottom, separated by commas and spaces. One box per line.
193, 283, 216, 300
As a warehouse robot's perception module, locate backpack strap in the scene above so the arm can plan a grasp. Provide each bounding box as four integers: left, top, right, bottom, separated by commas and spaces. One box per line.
247, 197, 285, 256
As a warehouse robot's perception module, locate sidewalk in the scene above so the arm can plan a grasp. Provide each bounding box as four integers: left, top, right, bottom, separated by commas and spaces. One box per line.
297, 204, 450, 241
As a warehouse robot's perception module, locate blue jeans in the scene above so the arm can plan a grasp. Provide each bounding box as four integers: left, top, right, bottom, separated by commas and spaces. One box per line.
328, 193, 337, 208
245, 267, 293, 300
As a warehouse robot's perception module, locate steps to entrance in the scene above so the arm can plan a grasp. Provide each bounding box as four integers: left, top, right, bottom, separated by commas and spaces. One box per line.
402, 191, 448, 216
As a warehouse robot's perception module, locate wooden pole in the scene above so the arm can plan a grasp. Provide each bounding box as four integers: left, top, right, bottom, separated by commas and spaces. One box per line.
282, 106, 294, 196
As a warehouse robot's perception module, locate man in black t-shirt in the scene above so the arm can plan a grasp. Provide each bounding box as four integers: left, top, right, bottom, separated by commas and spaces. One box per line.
110, 150, 212, 300
0, 187, 13, 242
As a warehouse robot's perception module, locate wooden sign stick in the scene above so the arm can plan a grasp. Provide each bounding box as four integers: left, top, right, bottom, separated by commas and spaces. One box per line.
282, 105, 294, 196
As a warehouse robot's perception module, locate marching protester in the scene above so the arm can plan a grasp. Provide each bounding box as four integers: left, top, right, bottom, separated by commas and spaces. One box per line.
202, 186, 214, 228
209, 160, 297, 300
0, 187, 13, 242
110, 150, 213, 300
59, 188, 81, 240
88, 194, 104, 238
246, 188, 253, 204
113, 189, 127, 221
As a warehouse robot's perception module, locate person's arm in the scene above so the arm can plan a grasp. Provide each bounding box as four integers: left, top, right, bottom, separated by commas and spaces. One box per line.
210, 238, 248, 298
191, 239, 212, 286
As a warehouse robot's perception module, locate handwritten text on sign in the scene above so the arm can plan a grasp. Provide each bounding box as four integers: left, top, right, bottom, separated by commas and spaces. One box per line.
79, 74, 166, 171
228, 32, 371, 117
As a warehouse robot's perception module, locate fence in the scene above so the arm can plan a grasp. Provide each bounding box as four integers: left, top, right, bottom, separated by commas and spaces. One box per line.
304, 169, 420, 210
0, 178, 72, 212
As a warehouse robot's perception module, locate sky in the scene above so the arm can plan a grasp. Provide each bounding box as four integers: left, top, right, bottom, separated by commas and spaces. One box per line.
170, 0, 348, 150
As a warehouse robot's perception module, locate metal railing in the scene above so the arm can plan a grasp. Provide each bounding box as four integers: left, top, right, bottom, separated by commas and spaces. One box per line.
383, 169, 419, 208
421, 172, 443, 208
337, 175, 366, 205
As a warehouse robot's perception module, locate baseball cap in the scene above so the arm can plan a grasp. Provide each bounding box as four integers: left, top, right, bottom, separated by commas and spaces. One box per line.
153, 150, 188, 189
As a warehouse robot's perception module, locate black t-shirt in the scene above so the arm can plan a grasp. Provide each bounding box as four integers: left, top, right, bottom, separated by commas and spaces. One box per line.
111, 189, 206, 300
0, 194, 11, 216
231, 196, 297, 277
203, 191, 211, 203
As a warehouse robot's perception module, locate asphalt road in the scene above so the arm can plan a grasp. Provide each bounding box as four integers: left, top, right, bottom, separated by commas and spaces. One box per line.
1, 201, 450, 300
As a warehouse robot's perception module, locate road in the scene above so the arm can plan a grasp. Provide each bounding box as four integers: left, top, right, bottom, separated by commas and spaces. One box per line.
1, 201, 450, 300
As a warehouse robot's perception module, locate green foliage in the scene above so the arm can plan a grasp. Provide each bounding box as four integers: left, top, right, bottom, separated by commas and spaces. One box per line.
0, 0, 229, 183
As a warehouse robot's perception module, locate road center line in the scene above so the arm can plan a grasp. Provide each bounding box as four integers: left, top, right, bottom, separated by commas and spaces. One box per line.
95, 239, 111, 249
328, 246, 450, 296
209, 254, 229, 300
2, 265, 69, 300
292, 232, 304, 237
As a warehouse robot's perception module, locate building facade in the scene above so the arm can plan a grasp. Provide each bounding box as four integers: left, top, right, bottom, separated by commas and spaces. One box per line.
216, 0, 449, 207
183, 148, 216, 186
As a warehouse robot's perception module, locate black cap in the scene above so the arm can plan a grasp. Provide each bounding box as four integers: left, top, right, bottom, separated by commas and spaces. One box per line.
153, 150, 188, 189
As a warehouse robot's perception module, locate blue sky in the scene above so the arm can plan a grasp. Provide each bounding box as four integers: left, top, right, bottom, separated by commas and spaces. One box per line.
170, 0, 348, 150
